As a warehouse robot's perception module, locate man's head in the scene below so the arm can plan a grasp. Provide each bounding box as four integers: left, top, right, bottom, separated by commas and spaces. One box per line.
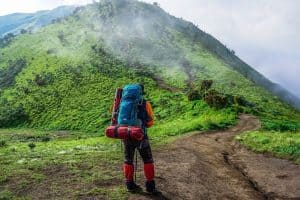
139, 84, 145, 95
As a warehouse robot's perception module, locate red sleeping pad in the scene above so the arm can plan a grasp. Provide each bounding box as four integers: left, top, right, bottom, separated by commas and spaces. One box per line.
105, 126, 144, 141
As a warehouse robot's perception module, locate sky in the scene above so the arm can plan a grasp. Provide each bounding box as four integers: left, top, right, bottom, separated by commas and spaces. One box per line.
0, 0, 299, 97
0, 0, 92, 15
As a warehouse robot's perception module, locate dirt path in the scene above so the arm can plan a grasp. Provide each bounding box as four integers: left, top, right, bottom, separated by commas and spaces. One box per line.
129, 114, 300, 200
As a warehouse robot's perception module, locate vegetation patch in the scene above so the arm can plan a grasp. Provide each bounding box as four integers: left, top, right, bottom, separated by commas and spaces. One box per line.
236, 131, 300, 164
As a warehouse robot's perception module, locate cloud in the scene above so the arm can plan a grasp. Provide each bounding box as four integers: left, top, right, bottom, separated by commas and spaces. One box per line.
0, 0, 93, 15
62, 0, 93, 5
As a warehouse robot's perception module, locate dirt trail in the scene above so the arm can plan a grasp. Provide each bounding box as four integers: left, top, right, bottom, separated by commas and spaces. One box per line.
130, 115, 300, 200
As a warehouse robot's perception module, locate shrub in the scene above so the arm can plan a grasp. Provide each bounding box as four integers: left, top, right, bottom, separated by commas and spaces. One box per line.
263, 119, 300, 131
187, 89, 201, 101
28, 142, 36, 151
0, 140, 7, 148
41, 136, 51, 142
0, 105, 29, 128
204, 89, 228, 109
46, 48, 57, 54
57, 31, 66, 44
0, 58, 27, 89
200, 80, 213, 92
34, 73, 53, 86
0, 33, 15, 48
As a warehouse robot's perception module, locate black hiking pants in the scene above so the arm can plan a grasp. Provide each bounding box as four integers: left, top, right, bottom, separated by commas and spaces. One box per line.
123, 139, 154, 164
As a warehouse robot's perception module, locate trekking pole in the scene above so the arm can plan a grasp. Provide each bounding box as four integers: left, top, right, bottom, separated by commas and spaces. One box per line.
120, 140, 123, 153
135, 148, 138, 182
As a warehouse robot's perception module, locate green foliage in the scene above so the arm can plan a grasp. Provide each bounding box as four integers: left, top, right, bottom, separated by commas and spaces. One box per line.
237, 131, 300, 164
200, 80, 213, 91
187, 89, 202, 101
204, 89, 228, 109
0, 140, 7, 148
262, 118, 300, 131
0, 190, 15, 200
0, 58, 26, 89
34, 72, 54, 86
0, 33, 15, 48
28, 142, 36, 150
0, 104, 28, 128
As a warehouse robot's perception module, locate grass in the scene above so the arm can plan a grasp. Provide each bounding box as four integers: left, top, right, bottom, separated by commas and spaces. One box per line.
0, 129, 124, 199
0, 108, 236, 199
236, 131, 300, 164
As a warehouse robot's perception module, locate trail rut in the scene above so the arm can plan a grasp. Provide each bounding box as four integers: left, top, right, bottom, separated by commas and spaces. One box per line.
129, 114, 300, 200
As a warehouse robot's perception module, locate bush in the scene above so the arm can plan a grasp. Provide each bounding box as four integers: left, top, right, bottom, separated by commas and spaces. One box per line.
34, 73, 53, 86
204, 89, 228, 109
41, 136, 51, 142
263, 119, 300, 131
0, 105, 29, 128
57, 31, 66, 44
0, 33, 15, 48
47, 48, 57, 54
0, 58, 27, 89
200, 80, 213, 92
28, 142, 36, 151
0, 140, 7, 148
187, 89, 201, 101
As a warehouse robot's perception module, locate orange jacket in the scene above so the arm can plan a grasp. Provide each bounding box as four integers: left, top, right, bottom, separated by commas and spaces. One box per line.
145, 101, 154, 128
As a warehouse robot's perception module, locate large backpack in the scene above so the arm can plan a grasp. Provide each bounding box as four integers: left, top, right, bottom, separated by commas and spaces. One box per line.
117, 84, 143, 126
105, 84, 144, 141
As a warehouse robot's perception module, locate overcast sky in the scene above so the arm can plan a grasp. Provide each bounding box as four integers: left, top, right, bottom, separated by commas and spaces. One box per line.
0, 0, 299, 97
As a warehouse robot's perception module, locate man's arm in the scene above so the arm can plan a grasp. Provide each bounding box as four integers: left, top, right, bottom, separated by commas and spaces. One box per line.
145, 101, 154, 128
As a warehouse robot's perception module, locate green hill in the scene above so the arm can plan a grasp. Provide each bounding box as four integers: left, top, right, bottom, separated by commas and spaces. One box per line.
0, 0, 299, 133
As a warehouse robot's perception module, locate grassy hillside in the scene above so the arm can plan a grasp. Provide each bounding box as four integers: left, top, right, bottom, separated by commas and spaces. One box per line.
0, 0, 300, 198
0, 0, 298, 133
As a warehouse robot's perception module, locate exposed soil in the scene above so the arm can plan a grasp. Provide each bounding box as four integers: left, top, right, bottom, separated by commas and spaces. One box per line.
130, 114, 300, 200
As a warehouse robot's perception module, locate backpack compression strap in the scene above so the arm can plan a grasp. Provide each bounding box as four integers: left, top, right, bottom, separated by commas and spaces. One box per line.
113, 126, 132, 140
113, 126, 119, 138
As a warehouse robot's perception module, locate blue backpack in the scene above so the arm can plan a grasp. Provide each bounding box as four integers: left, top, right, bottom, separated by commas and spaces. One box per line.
117, 84, 143, 126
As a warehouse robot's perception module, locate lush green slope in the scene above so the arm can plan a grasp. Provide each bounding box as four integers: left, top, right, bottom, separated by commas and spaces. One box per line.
0, 0, 299, 133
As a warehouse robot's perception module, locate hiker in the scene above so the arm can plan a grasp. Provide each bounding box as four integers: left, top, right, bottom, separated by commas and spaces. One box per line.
123, 84, 157, 193
108, 84, 157, 193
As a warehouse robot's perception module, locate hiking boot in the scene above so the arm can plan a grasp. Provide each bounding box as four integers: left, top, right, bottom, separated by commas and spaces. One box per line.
145, 180, 158, 194
126, 181, 142, 192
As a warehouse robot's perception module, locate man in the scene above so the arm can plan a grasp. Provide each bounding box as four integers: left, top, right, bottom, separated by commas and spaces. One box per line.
121, 84, 157, 194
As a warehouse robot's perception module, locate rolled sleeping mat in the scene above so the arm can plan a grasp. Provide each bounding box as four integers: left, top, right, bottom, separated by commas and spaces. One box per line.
105, 125, 144, 140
